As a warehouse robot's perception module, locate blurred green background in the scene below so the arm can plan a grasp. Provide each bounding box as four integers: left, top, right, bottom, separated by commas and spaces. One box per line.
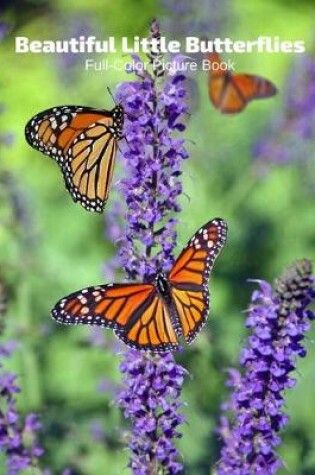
1, 0, 315, 473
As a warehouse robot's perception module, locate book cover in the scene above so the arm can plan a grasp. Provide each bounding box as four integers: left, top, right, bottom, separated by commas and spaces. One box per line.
0, 1, 314, 474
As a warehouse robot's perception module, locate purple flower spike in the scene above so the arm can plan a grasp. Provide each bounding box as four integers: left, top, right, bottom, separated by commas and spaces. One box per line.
0, 23, 10, 41
254, 50, 315, 166
0, 346, 43, 473
118, 351, 187, 475
104, 19, 189, 474
217, 260, 315, 474
0, 280, 43, 473
112, 20, 189, 284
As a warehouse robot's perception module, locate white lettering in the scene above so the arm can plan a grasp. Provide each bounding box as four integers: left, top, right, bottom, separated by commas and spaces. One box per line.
15, 37, 29, 53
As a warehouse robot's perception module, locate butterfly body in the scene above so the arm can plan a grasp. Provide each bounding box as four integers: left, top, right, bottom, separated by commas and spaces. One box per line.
207, 51, 277, 114
52, 218, 227, 353
156, 272, 172, 302
25, 104, 124, 212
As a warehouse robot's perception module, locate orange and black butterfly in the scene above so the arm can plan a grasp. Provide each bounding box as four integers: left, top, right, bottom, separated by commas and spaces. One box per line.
207, 51, 277, 114
25, 104, 124, 212
51, 218, 227, 353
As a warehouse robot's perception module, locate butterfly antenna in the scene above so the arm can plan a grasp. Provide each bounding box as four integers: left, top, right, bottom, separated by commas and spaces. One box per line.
107, 86, 117, 105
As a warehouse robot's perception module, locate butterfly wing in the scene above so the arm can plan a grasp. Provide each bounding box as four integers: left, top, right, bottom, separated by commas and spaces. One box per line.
232, 74, 277, 103
207, 52, 277, 113
114, 292, 179, 353
168, 218, 227, 343
25, 105, 124, 212
207, 52, 244, 113
51, 283, 179, 353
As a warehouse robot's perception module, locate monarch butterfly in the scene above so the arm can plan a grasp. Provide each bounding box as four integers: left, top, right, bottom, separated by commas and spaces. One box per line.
25, 104, 124, 212
51, 218, 227, 353
207, 51, 277, 114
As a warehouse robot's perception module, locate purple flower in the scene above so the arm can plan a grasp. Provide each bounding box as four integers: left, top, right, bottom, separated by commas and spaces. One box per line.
0, 343, 43, 473
217, 259, 315, 474
0, 279, 43, 473
113, 37, 189, 283
104, 19, 189, 474
118, 351, 187, 475
254, 51, 315, 166
0, 22, 9, 41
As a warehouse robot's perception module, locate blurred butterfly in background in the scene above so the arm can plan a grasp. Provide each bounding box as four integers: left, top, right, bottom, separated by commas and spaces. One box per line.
25, 104, 124, 212
207, 51, 277, 114
51, 218, 227, 354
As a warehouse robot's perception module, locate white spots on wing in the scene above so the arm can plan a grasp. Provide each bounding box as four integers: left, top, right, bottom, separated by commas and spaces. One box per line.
193, 237, 201, 250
